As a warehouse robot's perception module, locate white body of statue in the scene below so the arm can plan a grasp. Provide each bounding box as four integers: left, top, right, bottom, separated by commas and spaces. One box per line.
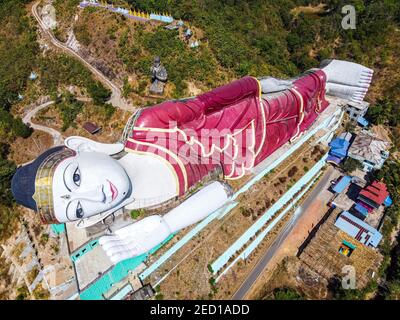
55, 136, 231, 263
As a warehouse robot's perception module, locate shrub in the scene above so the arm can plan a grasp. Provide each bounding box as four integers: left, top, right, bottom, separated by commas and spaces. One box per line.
288, 166, 298, 177
56, 93, 83, 131
269, 287, 304, 300
87, 81, 111, 105
340, 158, 362, 174
130, 209, 145, 220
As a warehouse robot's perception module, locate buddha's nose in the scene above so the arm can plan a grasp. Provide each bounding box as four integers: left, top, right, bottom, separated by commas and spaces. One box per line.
70, 185, 105, 202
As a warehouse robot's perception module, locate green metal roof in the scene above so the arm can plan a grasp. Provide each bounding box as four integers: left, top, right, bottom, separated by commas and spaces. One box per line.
342, 240, 356, 250
79, 234, 173, 300
51, 224, 65, 235
71, 240, 99, 262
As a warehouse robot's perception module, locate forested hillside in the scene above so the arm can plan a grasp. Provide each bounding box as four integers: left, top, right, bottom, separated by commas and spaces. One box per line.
122, 0, 400, 133
1, 0, 399, 240
0, 0, 36, 240
0, 0, 112, 241
128, 0, 399, 83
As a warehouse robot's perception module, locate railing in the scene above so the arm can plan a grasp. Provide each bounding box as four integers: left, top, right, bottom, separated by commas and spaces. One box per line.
127, 193, 177, 211
120, 108, 143, 143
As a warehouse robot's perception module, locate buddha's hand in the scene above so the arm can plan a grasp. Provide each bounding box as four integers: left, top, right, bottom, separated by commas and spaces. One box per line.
99, 182, 231, 264
259, 77, 293, 94
99, 215, 171, 264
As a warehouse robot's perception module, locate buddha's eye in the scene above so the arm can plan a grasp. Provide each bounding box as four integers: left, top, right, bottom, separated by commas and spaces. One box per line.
76, 202, 84, 219
73, 167, 81, 186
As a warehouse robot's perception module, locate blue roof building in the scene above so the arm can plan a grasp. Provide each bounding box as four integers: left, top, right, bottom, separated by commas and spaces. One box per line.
329, 138, 350, 159
384, 195, 393, 207
334, 211, 382, 247
354, 203, 369, 218
326, 154, 342, 165
357, 116, 369, 127
332, 175, 352, 193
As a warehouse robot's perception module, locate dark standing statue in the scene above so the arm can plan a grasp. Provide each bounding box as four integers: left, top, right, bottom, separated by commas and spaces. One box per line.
149, 56, 168, 95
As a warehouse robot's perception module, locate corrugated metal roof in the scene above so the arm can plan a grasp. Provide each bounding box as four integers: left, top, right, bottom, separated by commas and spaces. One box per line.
347, 101, 370, 110
342, 240, 356, 250
348, 132, 389, 165
83, 122, 101, 134
329, 138, 350, 158
357, 116, 369, 127
332, 176, 352, 193
326, 155, 342, 165
51, 223, 65, 234
338, 132, 353, 142
354, 203, 368, 217
358, 181, 389, 206
334, 211, 382, 247
79, 234, 173, 300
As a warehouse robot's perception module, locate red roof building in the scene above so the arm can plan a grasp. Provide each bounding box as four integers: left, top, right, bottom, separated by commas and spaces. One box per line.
357, 181, 389, 209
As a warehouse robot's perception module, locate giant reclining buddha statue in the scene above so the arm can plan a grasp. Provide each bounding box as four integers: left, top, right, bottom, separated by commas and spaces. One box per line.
12, 59, 373, 264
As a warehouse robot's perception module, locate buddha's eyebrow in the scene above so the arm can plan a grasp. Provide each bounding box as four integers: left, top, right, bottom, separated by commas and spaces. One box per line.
63, 163, 73, 192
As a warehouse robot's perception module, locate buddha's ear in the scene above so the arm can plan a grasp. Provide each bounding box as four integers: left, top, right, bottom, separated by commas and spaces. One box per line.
65, 136, 124, 155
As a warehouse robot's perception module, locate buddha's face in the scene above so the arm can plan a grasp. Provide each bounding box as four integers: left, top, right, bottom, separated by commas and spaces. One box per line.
52, 151, 131, 222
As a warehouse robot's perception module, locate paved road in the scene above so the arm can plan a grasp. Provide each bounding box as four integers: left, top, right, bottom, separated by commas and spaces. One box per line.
32, 1, 134, 111
23, 100, 63, 146
22, 96, 93, 148
232, 166, 334, 300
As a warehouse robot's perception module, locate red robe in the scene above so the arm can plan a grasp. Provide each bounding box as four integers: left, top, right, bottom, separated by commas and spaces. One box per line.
125, 70, 328, 195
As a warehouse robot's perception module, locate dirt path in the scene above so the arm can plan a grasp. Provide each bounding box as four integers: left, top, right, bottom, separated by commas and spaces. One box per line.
25, 1, 137, 152
22, 95, 94, 149
22, 100, 63, 147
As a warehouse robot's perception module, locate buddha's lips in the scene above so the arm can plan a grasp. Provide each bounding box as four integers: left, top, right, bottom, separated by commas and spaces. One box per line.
108, 180, 118, 201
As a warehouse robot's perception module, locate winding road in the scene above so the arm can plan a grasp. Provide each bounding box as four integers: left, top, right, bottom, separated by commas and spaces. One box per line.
25, 1, 138, 146
22, 100, 63, 146
31, 1, 134, 111
22, 96, 92, 147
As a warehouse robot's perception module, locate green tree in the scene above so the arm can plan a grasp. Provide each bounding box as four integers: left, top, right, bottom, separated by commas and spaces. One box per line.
87, 81, 112, 105
0, 109, 32, 141
340, 158, 362, 174
122, 77, 132, 98
0, 157, 16, 207
130, 209, 145, 219
0, 0, 38, 110
268, 287, 304, 300
97, 103, 116, 120
57, 92, 84, 131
